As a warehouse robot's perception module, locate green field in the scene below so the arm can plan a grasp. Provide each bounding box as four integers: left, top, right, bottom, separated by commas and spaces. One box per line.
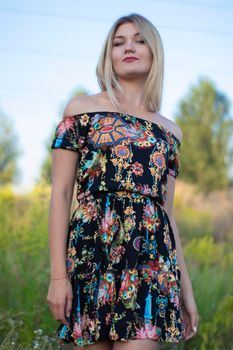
1, 182, 233, 350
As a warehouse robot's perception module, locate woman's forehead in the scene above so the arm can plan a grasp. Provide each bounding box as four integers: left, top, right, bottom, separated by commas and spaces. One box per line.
114, 22, 139, 37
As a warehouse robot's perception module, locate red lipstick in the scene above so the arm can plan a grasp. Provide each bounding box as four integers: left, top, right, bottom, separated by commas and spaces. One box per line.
123, 56, 138, 62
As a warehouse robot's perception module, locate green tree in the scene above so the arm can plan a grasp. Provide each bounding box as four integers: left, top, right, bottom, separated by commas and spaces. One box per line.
175, 77, 233, 193
0, 111, 21, 187
38, 88, 89, 185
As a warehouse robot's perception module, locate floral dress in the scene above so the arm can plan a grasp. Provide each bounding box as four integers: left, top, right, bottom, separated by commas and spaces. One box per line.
50, 111, 186, 347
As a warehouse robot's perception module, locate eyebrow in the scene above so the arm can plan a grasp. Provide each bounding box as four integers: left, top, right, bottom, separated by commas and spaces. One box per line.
113, 32, 141, 39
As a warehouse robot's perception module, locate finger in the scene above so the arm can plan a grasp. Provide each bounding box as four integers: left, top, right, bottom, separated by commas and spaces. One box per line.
182, 312, 190, 330
57, 303, 69, 325
185, 332, 194, 340
190, 311, 198, 332
184, 324, 192, 340
184, 321, 198, 340
59, 305, 69, 326
53, 303, 61, 322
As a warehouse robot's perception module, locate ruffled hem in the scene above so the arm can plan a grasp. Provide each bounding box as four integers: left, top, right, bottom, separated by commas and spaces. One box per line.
55, 313, 186, 347
55, 265, 186, 347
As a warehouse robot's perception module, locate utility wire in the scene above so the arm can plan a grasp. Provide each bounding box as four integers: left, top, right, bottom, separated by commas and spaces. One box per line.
0, 4, 232, 101
0, 6, 232, 37
0, 6, 111, 22
149, 0, 233, 11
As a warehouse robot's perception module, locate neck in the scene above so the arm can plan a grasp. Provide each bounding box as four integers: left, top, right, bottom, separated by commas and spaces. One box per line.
113, 78, 147, 112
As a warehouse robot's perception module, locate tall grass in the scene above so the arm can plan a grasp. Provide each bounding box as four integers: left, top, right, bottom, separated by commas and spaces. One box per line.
0, 182, 233, 349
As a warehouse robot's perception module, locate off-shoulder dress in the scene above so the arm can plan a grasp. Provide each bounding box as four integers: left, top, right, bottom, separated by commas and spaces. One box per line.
50, 111, 186, 347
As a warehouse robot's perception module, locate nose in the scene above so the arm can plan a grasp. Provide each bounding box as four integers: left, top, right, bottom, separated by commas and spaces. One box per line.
124, 41, 136, 53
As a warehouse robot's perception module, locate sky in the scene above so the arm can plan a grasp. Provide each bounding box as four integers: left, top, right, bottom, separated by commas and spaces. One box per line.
0, 0, 232, 193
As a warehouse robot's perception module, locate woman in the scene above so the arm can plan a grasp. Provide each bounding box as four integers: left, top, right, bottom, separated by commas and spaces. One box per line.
47, 13, 199, 350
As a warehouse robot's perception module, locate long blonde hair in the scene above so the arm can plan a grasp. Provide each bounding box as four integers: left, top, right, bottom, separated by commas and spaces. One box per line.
96, 13, 164, 112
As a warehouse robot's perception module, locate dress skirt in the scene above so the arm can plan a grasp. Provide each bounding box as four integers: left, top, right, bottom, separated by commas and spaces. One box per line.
55, 190, 186, 347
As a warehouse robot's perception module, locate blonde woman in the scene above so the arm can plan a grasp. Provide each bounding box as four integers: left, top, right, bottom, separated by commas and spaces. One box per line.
47, 13, 199, 350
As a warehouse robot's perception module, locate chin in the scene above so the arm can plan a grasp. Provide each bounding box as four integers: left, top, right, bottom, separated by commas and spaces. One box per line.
119, 71, 148, 79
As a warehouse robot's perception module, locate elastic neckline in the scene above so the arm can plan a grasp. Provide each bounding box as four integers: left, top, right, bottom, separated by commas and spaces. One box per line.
69, 111, 181, 145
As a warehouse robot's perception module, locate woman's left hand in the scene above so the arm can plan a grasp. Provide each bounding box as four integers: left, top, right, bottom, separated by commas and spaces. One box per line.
181, 291, 199, 341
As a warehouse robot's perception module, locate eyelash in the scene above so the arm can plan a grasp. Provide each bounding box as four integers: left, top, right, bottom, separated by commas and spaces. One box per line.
113, 40, 145, 46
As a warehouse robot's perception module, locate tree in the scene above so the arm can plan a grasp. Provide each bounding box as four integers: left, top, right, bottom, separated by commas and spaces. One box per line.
38, 88, 89, 186
0, 112, 21, 187
175, 77, 233, 193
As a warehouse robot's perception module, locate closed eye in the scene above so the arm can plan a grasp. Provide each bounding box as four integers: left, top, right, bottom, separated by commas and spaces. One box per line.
113, 40, 145, 46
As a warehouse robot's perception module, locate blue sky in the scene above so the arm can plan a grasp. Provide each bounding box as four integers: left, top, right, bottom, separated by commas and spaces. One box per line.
0, 0, 232, 193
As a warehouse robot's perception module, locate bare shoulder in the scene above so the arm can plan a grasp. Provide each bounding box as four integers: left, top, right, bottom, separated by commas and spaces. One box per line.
159, 113, 183, 143
63, 94, 100, 117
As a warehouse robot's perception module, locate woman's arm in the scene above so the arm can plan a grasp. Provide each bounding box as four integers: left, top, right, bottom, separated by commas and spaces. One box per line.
48, 149, 80, 278
47, 149, 80, 326
162, 175, 192, 294
169, 212, 193, 296
163, 175, 199, 340
162, 123, 192, 294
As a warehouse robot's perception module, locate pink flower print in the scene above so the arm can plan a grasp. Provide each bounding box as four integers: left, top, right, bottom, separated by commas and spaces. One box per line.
109, 245, 125, 264
57, 116, 76, 136
82, 200, 98, 222
132, 162, 144, 176
141, 267, 154, 282
87, 317, 96, 333
136, 183, 152, 196
118, 269, 139, 308
81, 314, 89, 328
100, 208, 115, 245
173, 293, 180, 308
97, 285, 106, 305
143, 202, 156, 218
145, 323, 159, 339
72, 322, 82, 339
97, 271, 116, 306
134, 326, 147, 338
134, 323, 160, 340
105, 312, 114, 325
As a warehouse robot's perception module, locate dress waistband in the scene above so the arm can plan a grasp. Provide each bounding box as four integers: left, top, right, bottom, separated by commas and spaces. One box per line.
77, 190, 164, 206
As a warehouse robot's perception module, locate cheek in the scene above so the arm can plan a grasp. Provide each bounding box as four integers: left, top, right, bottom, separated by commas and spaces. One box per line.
144, 51, 153, 67
111, 49, 121, 66
140, 45, 152, 62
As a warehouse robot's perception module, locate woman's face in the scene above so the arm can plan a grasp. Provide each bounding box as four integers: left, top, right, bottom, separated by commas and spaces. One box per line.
111, 22, 152, 81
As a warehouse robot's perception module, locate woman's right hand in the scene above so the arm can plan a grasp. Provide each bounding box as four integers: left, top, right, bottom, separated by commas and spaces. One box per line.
181, 291, 199, 341
47, 277, 73, 326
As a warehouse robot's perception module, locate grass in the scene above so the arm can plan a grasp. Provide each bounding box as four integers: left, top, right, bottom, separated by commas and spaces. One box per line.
0, 182, 233, 349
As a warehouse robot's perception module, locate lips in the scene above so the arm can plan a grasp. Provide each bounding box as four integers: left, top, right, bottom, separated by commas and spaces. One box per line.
123, 57, 138, 62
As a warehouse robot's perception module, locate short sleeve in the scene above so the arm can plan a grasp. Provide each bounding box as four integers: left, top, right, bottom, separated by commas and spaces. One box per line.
50, 114, 90, 153
167, 135, 181, 179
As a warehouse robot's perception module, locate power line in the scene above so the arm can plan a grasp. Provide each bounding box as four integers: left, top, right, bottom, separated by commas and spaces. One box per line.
161, 25, 232, 37
0, 6, 111, 22
150, 0, 233, 11
0, 6, 233, 37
